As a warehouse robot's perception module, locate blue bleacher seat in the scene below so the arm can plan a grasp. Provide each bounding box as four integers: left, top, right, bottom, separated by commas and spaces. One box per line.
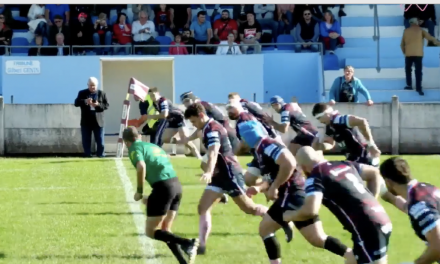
13, 29, 29, 33
276, 35, 294, 51
323, 54, 339, 71
155, 36, 172, 53
110, 15, 117, 25
92, 16, 98, 24
14, 17, 28, 22
213, 14, 220, 22
11, 37, 29, 54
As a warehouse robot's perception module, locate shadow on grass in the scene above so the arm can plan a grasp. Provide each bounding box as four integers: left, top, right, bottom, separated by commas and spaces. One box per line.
0, 253, 5, 259
43, 212, 144, 216
48, 159, 110, 164
23, 253, 169, 260
37, 202, 126, 205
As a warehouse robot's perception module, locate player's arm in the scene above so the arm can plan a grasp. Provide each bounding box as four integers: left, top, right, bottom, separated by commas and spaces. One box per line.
356, 163, 382, 199
271, 147, 296, 190
285, 176, 324, 222
268, 110, 290, 134
312, 133, 335, 151
205, 131, 221, 175
346, 115, 375, 145
414, 216, 440, 264
147, 100, 168, 120
135, 161, 146, 194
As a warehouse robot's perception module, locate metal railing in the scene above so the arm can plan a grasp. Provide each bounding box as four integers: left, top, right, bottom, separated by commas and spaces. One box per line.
3, 45, 72, 55
370, 4, 381, 73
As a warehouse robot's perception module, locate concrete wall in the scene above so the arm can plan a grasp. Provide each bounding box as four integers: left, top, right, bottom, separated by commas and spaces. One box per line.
0, 96, 439, 155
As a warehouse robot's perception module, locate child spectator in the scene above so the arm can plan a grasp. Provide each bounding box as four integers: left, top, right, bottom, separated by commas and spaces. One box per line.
319, 10, 344, 54
169, 34, 188, 55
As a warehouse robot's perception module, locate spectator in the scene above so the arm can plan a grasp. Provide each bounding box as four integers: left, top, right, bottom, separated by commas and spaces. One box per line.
169, 5, 191, 36
132, 11, 159, 55
70, 5, 93, 24
45, 4, 69, 27
294, 5, 323, 25
213, 10, 238, 43
46, 33, 69, 56
96, 5, 125, 22
190, 11, 212, 54
93, 13, 112, 55
401, 17, 440, 96
239, 12, 262, 54
233, 4, 253, 27
199, 4, 221, 24
181, 28, 194, 54
112, 12, 132, 55
155, 4, 171, 36
294, 8, 319, 53
322, 5, 346, 17
253, 4, 278, 42
1, 5, 26, 30
169, 34, 188, 55
28, 4, 48, 39
328, 65, 373, 106
131, 4, 155, 22
404, 4, 436, 46
74, 77, 109, 158
48, 15, 70, 45
320, 10, 343, 54
216, 32, 242, 55
276, 4, 294, 35
71, 12, 93, 55
0, 14, 12, 55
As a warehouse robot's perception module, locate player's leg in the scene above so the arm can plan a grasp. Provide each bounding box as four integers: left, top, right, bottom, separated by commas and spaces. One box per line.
244, 157, 263, 187
200, 155, 228, 204
151, 119, 168, 147
197, 186, 223, 254
259, 213, 283, 264
351, 225, 391, 264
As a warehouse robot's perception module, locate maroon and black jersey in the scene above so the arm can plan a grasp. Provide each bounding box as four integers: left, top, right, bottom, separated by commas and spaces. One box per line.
153, 97, 183, 118
407, 180, 440, 242
239, 98, 265, 120
254, 137, 304, 195
280, 103, 317, 136
202, 119, 242, 176
236, 111, 277, 140
325, 114, 367, 161
306, 160, 391, 236
200, 101, 226, 123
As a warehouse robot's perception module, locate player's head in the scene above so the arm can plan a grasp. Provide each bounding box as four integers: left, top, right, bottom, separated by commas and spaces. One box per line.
122, 126, 141, 147
312, 103, 334, 125
228, 92, 241, 104
379, 157, 413, 195
226, 101, 243, 120
269, 95, 285, 113
238, 120, 268, 148
180, 91, 199, 108
296, 146, 325, 176
184, 102, 209, 129
148, 87, 160, 101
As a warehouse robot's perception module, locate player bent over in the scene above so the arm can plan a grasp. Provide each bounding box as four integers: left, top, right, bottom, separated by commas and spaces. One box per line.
285, 147, 392, 264
123, 127, 199, 264
146, 87, 202, 159
311, 103, 407, 212
264, 95, 318, 156
238, 125, 351, 264
184, 103, 269, 255
380, 157, 440, 264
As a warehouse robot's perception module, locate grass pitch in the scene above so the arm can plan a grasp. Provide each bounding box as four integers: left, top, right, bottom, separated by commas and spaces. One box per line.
1, 155, 439, 264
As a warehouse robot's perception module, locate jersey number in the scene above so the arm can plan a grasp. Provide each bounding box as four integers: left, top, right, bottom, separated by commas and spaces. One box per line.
338, 142, 346, 148
345, 173, 366, 194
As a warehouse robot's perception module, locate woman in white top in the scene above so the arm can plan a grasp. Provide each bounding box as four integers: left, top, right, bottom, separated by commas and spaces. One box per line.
27, 4, 48, 55
216, 32, 242, 55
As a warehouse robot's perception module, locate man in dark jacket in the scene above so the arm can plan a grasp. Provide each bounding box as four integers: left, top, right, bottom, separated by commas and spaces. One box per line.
74, 77, 109, 158
71, 12, 93, 55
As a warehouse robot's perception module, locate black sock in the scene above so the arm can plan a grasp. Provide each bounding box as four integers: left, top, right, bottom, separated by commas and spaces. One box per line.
154, 230, 190, 245
324, 236, 348, 257
263, 235, 281, 260
167, 242, 187, 264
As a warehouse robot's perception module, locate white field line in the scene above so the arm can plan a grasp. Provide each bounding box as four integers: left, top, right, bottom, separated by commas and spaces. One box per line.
114, 158, 161, 264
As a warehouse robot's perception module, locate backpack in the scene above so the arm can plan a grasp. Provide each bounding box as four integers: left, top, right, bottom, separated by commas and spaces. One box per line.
338, 77, 355, 102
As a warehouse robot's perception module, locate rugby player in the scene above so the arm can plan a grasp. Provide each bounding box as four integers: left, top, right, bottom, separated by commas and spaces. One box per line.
123, 126, 199, 264
311, 102, 408, 212
180, 91, 234, 204
238, 125, 353, 264
264, 95, 318, 155
284, 146, 393, 264
380, 157, 440, 264
146, 87, 202, 159
127, 94, 160, 143
184, 103, 269, 255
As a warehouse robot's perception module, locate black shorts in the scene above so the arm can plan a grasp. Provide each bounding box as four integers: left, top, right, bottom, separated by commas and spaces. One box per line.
168, 114, 185, 129
207, 163, 246, 198
347, 152, 380, 168
290, 132, 317, 147
147, 177, 182, 217
141, 121, 159, 136
352, 224, 391, 264
267, 188, 320, 230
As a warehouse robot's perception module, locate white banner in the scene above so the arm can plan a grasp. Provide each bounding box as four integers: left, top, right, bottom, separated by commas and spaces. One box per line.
5, 60, 41, 75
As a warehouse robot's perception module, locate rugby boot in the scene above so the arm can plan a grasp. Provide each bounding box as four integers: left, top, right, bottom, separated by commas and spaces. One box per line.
181, 238, 199, 264
219, 193, 228, 204
282, 221, 294, 243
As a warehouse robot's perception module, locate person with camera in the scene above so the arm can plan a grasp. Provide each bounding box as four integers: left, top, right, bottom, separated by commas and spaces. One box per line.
328, 65, 373, 106
92, 13, 112, 55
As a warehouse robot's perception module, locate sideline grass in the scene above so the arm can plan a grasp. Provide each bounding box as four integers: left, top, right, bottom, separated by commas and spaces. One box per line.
0, 156, 438, 264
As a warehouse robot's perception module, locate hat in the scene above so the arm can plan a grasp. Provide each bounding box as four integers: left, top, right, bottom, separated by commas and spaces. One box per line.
78, 12, 87, 19
270, 95, 284, 105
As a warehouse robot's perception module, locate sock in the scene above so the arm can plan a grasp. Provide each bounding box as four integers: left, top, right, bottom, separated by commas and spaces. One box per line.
255, 204, 269, 217
153, 230, 190, 245
167, 242, 187, 264
199, 213, 212, 247
324, 236, 348, 257
263, 234, 281, 260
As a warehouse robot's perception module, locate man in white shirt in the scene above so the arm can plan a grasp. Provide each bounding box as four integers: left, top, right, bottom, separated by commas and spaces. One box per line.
132, 11, 157, 55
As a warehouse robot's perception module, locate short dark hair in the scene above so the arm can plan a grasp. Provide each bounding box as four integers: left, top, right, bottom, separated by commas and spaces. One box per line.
379, 157, 412, 184
54, 14, 63, 20
312, 103, 330, 116
197, 11, 206, 17
222, 9, 229, 14
184, 103, 206, 119
149, 87, 158, 93
122, 126, 140, 143
228, 92, 239, 99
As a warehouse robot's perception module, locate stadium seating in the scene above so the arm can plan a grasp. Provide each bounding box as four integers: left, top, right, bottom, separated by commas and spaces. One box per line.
11, 37, 29, 55
155, 36, 172, 54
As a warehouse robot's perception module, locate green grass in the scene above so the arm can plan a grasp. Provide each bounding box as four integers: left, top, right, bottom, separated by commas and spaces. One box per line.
1, 155, 439, 264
